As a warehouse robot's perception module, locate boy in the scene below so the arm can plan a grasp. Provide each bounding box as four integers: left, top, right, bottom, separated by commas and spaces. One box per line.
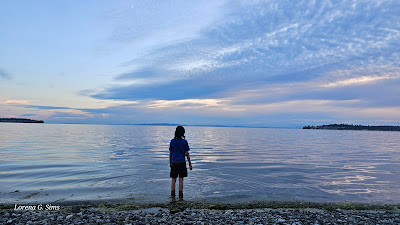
169, 126, 192, 200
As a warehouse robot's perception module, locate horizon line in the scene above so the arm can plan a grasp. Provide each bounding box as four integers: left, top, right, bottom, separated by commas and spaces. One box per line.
42, 122, 300, 129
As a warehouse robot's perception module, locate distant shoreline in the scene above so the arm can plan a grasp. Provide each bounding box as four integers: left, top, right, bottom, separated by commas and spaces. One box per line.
0, 118, 44, 123
303, 124, 400, 131
36, 122, 295, 129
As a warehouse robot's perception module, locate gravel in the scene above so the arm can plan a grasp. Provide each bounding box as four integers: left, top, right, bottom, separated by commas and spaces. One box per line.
1, 207, 399, 224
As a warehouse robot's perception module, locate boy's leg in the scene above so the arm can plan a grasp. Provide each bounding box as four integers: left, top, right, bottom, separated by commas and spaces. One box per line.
178, 177, 184, 199
178, 177, 184, 192
171, 178, 177, 196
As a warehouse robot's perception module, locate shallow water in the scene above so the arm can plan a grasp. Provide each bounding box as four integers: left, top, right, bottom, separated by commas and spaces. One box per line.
1, 123, 399, 204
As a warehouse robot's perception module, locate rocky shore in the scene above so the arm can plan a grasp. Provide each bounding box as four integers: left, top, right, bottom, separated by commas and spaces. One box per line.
1, 204, 399, 224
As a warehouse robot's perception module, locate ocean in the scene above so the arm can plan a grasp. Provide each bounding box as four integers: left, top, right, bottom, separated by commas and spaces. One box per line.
1, 123, 399, 204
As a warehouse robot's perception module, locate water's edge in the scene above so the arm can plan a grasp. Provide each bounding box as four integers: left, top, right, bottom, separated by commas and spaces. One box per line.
2, 200, 400, 213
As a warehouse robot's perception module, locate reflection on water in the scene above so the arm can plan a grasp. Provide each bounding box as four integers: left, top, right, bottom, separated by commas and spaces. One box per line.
0, 123, 399, 204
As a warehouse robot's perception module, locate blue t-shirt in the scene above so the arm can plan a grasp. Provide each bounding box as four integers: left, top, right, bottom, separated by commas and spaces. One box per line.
169, 138, 190, 163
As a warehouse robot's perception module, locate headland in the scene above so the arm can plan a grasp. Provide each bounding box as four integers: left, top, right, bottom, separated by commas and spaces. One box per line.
303, 124, 400, 131
0, 118, 44, 123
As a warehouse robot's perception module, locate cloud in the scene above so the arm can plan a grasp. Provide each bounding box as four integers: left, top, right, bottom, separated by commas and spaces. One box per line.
101, 0, 230, 59
48, 112, 90, 119
90, 0, 399, 104
23, 105, 73, 110
145, 99, 225, 109
4, 103, 95, 121
91, 78, 234, 100
0, 68, 12, 79
1, 99, 29, 104
4, 93, 400, 127
78, 97, 400, 126
115, 68, 168, 80
20, 114, 36, 117
322, 75, 393, 88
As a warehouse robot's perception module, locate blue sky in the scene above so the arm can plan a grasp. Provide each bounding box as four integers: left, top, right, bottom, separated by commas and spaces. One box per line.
1, 0, 399, 127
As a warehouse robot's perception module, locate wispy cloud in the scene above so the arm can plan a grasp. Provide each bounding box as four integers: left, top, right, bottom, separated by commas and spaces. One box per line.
90, 0, 399, 105
91, 77, 233, 100
0, 68, 12, 79
48, 112, 90, 120
322, 75, 392, 88
101, 0, 230, 60
20, 114, 36, 117
1, 99, 29, 104
23, 105, 73, 110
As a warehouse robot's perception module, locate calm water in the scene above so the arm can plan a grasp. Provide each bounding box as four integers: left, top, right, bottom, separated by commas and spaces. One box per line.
1, 123, 399, 204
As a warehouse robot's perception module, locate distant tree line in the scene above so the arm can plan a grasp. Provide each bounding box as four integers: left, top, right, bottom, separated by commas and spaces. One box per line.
303, 124, 400, 131
0, 118, 44, 123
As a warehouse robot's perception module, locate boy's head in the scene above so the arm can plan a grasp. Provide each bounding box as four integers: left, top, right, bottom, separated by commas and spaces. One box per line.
175, 126, 185, 139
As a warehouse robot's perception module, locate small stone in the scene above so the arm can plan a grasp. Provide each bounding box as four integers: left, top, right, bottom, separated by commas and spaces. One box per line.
96, 218, 104, 223
66, 214, 73, 220
72, 206, 81, 213
27, 221, 34, 225
57, 216, 63, 220
7, 219, 13, 223
278, 218, 286, 223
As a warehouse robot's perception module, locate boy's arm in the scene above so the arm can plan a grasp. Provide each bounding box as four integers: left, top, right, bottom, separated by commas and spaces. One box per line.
169, 151, 172, 167
185, 151, 192, 170
169, 141, 172, 167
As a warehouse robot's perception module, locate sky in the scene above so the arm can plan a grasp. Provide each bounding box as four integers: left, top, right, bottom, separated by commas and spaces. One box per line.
0, 0, 399, 128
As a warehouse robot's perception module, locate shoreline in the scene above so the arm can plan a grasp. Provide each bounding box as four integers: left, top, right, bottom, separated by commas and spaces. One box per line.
1, 201, 399, 224
2, 200, 400, 212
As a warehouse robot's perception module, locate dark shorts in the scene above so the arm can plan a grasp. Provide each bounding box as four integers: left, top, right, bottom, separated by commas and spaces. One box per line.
170, 162, 187, 178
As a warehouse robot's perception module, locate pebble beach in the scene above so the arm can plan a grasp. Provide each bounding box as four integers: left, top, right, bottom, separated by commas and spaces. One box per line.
1, 204, 399, 224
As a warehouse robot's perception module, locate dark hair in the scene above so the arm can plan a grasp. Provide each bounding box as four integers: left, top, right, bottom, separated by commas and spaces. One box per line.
174, 126, 185, 139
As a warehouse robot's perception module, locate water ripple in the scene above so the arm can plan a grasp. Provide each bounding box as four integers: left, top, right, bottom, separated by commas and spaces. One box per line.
0, 124, 399, 204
